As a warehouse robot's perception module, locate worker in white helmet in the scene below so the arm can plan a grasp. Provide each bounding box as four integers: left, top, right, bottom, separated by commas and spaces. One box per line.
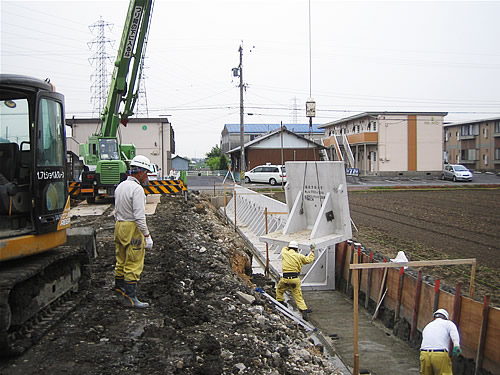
275, 241, 315, 319
113, 155, 154, 308
420, 308, 462, 375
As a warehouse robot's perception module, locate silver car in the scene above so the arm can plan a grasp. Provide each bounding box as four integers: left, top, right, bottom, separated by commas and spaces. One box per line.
441, 164, 473, 182
244, 164, 286, 186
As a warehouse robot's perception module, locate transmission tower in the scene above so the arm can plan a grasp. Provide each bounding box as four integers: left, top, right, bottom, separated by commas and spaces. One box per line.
88, 17, 114, 118
289, 97, 299, 124
135, 55, 149, 117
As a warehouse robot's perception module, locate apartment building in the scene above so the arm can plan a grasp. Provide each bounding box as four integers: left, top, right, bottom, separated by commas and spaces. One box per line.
319, 112, 448, 176
443, 117, 500, 172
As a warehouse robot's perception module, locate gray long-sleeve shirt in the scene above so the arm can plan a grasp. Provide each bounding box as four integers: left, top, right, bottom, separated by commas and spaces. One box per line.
114, 176, 149, 236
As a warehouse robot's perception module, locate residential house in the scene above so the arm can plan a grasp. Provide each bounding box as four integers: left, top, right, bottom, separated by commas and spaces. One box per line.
319, 112, 448, 176
221, 123, 324, 154
443, 117, 500, 172
171, 155, 190, 171
226, 127, 324, 173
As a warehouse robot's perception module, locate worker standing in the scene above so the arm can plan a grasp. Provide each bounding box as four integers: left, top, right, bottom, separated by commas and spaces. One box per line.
420, 308, 462, 375
114, 155, 154, 308
276, 241, 315, 318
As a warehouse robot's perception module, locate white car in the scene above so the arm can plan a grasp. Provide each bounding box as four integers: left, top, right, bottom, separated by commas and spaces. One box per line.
244, 164, 286, 186
441, 164, 473, 182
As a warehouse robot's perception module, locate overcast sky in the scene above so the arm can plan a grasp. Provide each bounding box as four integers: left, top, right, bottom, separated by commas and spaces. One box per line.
2, 0, 500, 159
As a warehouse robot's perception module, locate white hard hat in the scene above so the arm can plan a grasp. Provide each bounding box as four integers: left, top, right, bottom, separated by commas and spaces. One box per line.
288, 241, 299, 249
433, 308, 449, 320
130, 155, 153, 172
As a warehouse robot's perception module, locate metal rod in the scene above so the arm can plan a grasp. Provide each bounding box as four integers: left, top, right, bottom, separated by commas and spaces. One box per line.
353, 250, 359, 375
394, 267, 405, 321
475, 295, 490, 374
410, 270, 423, 340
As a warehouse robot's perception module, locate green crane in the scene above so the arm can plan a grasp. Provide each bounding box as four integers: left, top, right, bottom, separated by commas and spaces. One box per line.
79, 0, 153, 203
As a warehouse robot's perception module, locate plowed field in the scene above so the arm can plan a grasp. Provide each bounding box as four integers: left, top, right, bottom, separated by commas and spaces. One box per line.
348, 188, 500, 305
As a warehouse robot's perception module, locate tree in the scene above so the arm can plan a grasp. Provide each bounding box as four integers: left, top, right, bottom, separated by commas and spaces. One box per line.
205, 145, 229, 171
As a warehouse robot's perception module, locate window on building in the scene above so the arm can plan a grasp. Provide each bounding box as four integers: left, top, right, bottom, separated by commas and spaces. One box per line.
461, 149, 477, 161
483, 154, 488, 165
495, 148, 500, 160
495, 121, 500, 133
483, 128, 488, 139
461, 124, 479, 136
373, 122, 377, 131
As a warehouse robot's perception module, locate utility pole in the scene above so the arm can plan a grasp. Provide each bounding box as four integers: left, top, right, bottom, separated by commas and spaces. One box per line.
238, 44, 245, 186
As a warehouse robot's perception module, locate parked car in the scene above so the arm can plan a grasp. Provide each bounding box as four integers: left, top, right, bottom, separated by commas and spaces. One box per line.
148, 163, 161, 181
244, 164, 286, 186
441, 164, 473, 182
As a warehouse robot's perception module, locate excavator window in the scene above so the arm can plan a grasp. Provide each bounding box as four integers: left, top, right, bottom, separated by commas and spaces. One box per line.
37, 98, 64, 167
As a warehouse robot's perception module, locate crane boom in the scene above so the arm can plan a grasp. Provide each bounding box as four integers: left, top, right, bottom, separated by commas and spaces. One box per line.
100, 0, 153, 137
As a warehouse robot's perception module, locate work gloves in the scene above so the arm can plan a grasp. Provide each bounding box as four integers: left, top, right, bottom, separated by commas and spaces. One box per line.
452, 346, 462, 356
145, 235, 153, 249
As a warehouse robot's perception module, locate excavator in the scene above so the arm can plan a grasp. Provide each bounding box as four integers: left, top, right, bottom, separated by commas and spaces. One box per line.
0, 74, 96, 355
75, 0, 186, 203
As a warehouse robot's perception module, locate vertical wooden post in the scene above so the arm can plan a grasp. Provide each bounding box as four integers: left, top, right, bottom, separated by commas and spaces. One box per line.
469, 260, 476, 299
233, 191, 237, 232
475, 295, 490, 375
345, 240, 354, 294
394, 267, 405, 321
433, 279, 441, 313
452, 282, 462, 326
353, 250, 359, 375
264, 208, 269, 277
213, 180, 216, 197
365, 251, 373, 310
410, 270, 423, 341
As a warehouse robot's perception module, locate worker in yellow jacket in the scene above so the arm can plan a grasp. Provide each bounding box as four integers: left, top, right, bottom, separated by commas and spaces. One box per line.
276, 241, 315, 318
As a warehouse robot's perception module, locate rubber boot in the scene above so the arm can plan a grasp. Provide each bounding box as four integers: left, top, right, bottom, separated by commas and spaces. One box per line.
114, 277, 126, 298
123, 282, 150, 308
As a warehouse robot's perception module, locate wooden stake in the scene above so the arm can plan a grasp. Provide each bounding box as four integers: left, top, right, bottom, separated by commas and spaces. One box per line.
475, 295, 490, 374
353, 250, 359, 375
410, 270, 423, 341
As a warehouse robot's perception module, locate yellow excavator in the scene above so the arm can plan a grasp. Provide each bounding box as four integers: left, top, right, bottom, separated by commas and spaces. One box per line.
0, 74, 96, 355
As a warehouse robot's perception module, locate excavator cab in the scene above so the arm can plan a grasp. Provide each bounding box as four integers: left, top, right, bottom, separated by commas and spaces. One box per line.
0, 74, 69, 261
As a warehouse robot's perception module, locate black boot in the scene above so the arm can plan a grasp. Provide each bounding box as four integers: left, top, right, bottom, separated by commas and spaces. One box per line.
123, 282, 149, 308
114, 277, 125, 298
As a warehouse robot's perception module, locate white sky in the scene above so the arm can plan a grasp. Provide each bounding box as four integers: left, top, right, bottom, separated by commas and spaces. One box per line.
2, 0, 500, 159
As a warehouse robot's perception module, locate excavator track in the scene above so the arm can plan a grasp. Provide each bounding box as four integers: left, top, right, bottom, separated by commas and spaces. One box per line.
0, 245, 92, 356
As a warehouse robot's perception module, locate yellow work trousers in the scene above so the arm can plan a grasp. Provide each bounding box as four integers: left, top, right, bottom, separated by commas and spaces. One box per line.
276, 277, 307, 310
114, 221, 145, 282
420, 351, 453, 375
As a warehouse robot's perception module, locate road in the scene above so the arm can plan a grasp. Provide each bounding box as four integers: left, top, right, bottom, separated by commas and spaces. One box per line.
185, 171, 500, 191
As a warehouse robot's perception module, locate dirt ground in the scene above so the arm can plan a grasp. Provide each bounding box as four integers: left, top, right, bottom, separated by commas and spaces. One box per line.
0, 192, 342, 375
348, 187, 500, 306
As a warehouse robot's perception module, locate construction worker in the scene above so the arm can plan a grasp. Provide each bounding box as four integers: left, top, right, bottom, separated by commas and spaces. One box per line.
420, 308, 462, 375
114, 155, 154, 308
276, 241, 315, 318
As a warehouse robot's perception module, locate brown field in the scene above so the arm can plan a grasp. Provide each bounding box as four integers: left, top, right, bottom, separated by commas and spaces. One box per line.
348, 187, 500, 306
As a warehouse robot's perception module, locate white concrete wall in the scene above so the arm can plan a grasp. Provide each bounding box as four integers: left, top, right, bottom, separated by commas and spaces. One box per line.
68, 118, 173, 179
378, 115, 408, 172
416, 116, 443, 171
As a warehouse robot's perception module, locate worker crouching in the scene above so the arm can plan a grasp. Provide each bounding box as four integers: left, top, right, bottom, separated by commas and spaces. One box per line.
276, 241, 315, 319
114, 155, 154, 308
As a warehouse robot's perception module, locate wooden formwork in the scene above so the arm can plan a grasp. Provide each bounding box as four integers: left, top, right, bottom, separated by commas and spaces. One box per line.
335, 241, 500, 375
